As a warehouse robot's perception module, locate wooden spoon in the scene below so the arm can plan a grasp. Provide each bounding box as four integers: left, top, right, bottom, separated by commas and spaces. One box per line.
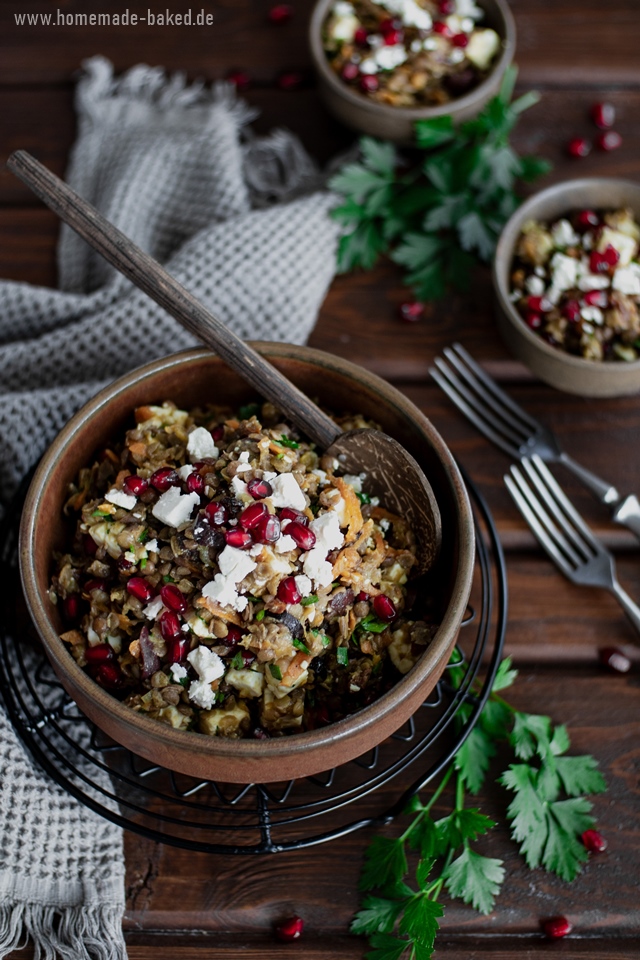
7, 149, 441, 572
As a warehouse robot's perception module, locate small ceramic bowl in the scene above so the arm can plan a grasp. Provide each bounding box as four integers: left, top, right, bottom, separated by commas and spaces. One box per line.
494, 178, 640, 398
309, 0, 516, 143
20, 344, 475, 784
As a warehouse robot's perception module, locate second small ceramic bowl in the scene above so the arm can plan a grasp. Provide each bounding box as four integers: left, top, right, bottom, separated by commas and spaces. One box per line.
20, 344, 475, 784
494, 178, 640, 398
309, 0, 516, 143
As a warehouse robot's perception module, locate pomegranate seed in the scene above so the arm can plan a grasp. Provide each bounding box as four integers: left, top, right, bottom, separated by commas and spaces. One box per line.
240, 501, 269, 530
433, 20, 452, 36
341, 62, 359, 82
373, 594, 396, 621
94, 662, 122, 689
211, 424, 225, 441
563, 299, 582, 323
227, 70, 250, 91
597, 130, 622, 152
399, 301, 424, 322
277, 576, 302, 605
253, 727, 270, 739
277, 71, 303, 91
383, 28, 404, 44
167, 637, 190, 662
84, 578, 108, 594
82, 534, 98, 556
591, 101, 615, 129
583, 290, 608, 307
356, 591, 369, 601
280, 507, 308, 525
224, 626, 244, 646
225, 529, 253, 549
268, 3, 292, 24
541, 916, 572, 940
354, 26, 368, 45
247, 477, 273, 499
160, 610, 182, 642
118, 555, 134, 571
123, 475, 149, 496
582, 828, 607, 853
62, 594, 81, 623
85, 643, 115, 664
379, 17, 402, 33
241, 649, 256, 667
599, 646, 632, 673
275, 916, 304, 942
591, 245, 620, 274
567, 137, 591, 158
126, 577, 155, 602
150, 467, 179, 492
360, 74, 379, 93
452, 32, 469, 47
527, 295, 550, 313
525, 311, 542, 330
160, 583, 187, 613
285, 520, 316, 550
603, 244, 620, 266
205, 501, 228, 526
577, 209, 599, 230
439, 0, 455, 12
186, 472, 205, 495
253, 513, 281, 544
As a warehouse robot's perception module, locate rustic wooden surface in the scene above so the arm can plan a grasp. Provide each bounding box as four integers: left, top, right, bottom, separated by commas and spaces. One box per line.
2, 0, 640, 956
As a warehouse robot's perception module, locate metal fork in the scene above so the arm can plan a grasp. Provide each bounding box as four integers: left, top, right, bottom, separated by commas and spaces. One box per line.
430, 343, 640, 542
505, 455, 640, 636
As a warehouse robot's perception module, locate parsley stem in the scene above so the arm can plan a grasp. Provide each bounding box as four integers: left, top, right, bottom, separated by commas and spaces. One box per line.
399, 765, 455, 843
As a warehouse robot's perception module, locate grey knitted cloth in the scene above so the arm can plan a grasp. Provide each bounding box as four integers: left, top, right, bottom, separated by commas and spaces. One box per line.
0, 56, 339, 958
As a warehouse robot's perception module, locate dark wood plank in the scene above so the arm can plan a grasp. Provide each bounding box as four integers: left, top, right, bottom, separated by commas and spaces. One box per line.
0, 0, 639, 87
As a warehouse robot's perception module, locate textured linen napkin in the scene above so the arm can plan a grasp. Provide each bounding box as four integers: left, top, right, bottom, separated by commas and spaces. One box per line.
0, 56, 339, 957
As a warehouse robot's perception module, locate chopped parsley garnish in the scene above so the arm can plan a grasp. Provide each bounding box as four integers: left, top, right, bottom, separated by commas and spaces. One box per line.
278, 435, 299, 449
321, 635, 332, 648
91, 510, 110, 518
238, 402, 260, 420
255, 608, 266, 622
140, 558, 147, 570
336, 647, 349, 666
162, 575, 175, 584
269, 664, 282, 681
231, 651, 244, 670
300, 594, 318, 606
138, 529, 149, 543
292, 638, 310, 654
358, 614, 389, 634
357, 491, 372, 505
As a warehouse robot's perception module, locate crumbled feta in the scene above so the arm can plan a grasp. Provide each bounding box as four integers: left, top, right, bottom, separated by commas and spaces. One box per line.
238, 451, 250, 462
525, 275, 545, 296
577, 273, 610, 291
231, 476, 248, 498
598, 228, 638, 266
330, 7, 359, 42
235, 462, 252, 474
152, 487, 200, 528
456, 0, 484, 18
145, 539, 158, 553
612, 262, 640, 296
187, 613, 214, 638
551, 219, 580, 249
188, 679, 218, 710
294, 574, 313, 597
143, 596, 165, 620
275, 534, 297, 554
177, 464, 194, 480
550, 252, 579, 293
379, 518, 391, 533
124, 550, 136, 563
535, 266, 545, 278
465, 28, 500, 69
334, 0, 355, 13
311, 468, 329, 487
263, 471, 277, 482
448, 48, 466, 64
269, 473, 307, 511
545, 286, 562, 306
86, 625, 101, 646
187, 426, 218, 462
580, 306, 604, 325
359, 57, 378, 75
226, 668, 264, 698
188, 645, 225, 682
410, 38, 422, 52
105, 488, 137, 510
310, 511, 345, 552
371, 0, 432, 29
460, 16, 474, 30
422, 37, 438, 50
170, 663, 187, 682
248, 543, 264, 557
375, 44, 408, 70
218, 545, 257, 584
302, 550, 334, 588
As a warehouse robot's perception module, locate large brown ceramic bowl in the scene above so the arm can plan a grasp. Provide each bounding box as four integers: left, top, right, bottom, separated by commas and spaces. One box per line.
20, 345, 474, 784
309, 0, 516, 143
494, 178, 640, 398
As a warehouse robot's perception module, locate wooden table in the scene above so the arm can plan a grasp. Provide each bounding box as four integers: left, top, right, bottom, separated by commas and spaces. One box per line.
2, 1, 639, 957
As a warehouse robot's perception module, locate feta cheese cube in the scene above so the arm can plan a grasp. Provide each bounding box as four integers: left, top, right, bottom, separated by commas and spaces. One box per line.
170, 663, 187, 682
465, 28, 500, 69
151, 487, 200, 528
188, 679, 218, 710
187, 427, 218, 462
177, 464, 194, 480
217, 546, 257, 584
550, 252, 579, 293
105, 488, 137, 510
143, 596, 165, 620
612, 263, 640, 296
551, 219, 580, 249
269, 473, 307, 511
275, 534, 297, 554
187, 645, 225, 682
294, 574, 313, 598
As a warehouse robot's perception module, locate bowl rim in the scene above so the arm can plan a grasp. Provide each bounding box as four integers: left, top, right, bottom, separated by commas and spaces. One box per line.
493, 176, 640, 373
20, 343, 476, 766
308, 0, 516, 121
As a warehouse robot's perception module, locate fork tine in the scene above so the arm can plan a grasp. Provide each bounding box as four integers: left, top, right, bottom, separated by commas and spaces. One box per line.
504, 470, 574, 576
520, 458, 593, 563
450, 343, 541, 434
507, 464, 585, 568
430, 360, 521, 458
524, 455, 603, 554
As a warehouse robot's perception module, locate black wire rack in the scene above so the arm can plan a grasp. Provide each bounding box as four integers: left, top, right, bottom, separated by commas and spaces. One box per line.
0, 468, 506, 854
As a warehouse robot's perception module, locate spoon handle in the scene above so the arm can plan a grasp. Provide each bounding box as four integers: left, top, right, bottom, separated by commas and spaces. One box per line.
7, 149, 341, 450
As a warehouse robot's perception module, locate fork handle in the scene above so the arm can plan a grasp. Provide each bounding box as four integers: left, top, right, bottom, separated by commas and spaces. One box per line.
611, 580, 640, 638
558, 452, 620, 504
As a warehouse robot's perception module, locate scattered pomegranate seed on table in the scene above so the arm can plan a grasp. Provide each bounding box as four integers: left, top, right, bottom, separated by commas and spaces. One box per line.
567, 138, 591, 158
597, 130, 622, 151
599, 646, 632, 673
277, 576, 302, 605
275, 916, 304, 942
226, 70, 250, 91
582, 828, 608, 853
541, 916, 573, 940
268, 3, 293, 24
277, 71, 304, 91
360, 74, 379, 94
591, 101, 615, 129
399, 301, 424, 322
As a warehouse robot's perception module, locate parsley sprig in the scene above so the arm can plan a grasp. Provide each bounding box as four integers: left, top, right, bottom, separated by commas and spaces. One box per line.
329, 67, 551, 302
352, 657, 606, 959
